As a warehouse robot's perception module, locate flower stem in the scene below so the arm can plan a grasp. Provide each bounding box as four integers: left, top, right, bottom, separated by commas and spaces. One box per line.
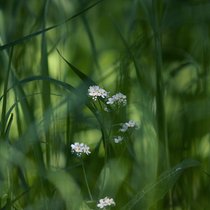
81, 160, 93, 201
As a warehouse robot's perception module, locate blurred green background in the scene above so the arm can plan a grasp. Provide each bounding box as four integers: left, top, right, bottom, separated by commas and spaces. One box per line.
0, 0, 210, 209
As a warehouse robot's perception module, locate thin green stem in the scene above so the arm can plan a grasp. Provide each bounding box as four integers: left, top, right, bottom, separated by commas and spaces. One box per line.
152, 0, 172, 208
81, 160, 93, 201
152, 0, 170, 171
0, 47, 13, 139
41, 0, 51, 168
154, 32, 170, 168
7, 161, 12, 210
97, 99, 110, 198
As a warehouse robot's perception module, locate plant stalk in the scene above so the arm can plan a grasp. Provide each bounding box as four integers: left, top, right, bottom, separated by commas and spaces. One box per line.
151, 0, 172, 208
81, 160, 93, 201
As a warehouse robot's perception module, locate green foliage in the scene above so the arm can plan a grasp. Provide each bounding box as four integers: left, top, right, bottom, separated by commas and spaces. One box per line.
0, 0, 210, 209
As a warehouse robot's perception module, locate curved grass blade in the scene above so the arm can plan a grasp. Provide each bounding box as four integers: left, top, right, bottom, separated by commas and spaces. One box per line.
0, 47, 13, 139
0, 75, 106, 150
56, 50, 110, 123
0, 0, 104, 51
14, 76, 98, 121
47, 170, 91, 210
57, 49, 96, 86
0, 75, 97, 115
4, 113, 13, 140
19, 75, 108, 153
20, 75, 75, 92
122, 159, 200, 210
1, 101, 16, 141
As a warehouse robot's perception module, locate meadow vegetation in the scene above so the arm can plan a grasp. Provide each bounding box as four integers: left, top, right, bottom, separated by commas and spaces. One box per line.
0, 0, 210, 209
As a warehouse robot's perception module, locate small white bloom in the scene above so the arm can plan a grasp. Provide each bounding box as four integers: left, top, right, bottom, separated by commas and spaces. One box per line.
97, 196, 115, 209
113, 136, 123, 143
82, 144, 91, 155
119, 120, 138, 132
88, 85, 108, 100
119, 124, 128, 132
97, 202, 105, 209
71, 142, 91, 156
71, 142, 83, 153
106, 92, 127, 106
106, 197, 115, 206
125, 120, 136, 128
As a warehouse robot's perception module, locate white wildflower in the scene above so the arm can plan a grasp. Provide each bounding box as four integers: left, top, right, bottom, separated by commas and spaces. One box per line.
82, 144, 91, 155
113, 136, 123, 143
88, 85, 108, 101
97, 197, 115, 209
71, 142, 83, 153
119, 120, 138, 132
106, 92, 127, 106
71, 142, 91, 156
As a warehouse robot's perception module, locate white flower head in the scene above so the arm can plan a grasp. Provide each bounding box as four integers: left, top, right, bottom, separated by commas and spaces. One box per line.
97, 196, 115, 209
106, 92, 127, 106
113, 136, 123, 143
82, 144, 91, 155
71, 142, 91, 156
88, 85, 109, 101
119, 120, 138, 132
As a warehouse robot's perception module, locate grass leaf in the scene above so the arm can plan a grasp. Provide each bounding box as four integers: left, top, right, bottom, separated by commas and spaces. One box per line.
0, 0, 104, 51
122, 159, 200, 210
57, 49, 96, 86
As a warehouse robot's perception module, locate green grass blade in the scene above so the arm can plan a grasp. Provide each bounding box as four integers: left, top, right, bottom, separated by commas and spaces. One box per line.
41, 0, 51, 168
81, 15, 101, 70
19, 75, 74, 92
4, 113, 13, 140
122, 159, 200, 210
0, 0, 104, 51
57, 49, 96, 86
47, 170, 91, 210
0, 47, 13, 139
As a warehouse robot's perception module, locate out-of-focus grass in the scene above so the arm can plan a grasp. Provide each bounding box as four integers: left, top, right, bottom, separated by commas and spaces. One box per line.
0, 0, 210, 209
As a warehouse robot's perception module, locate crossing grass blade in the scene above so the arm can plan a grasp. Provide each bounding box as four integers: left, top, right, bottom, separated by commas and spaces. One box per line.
0, 47, 13, 139
47, 170, 92, 210
57, 49, 96, 86
0, 0, 104, 51
122, 159, 200, 210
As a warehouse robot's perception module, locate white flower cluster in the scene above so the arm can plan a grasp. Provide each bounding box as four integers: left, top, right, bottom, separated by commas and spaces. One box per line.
88, 86, 126, 108
97, 196, 115, 209
119, 120, 138, 132
88, 85, 109, 101
113, 136, 123, 143
87, 86, 138, 146
106, 92, 127, 106
71, 142, 91, 156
